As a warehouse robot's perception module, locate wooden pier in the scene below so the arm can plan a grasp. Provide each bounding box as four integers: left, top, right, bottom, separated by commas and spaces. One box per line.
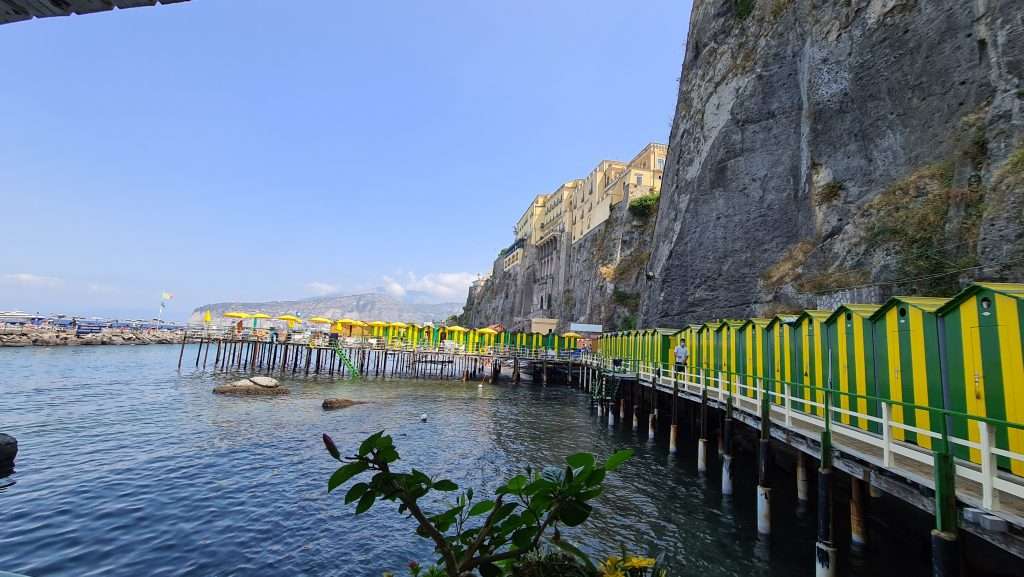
177, 330, 580, 384
570, 356, 1024, 574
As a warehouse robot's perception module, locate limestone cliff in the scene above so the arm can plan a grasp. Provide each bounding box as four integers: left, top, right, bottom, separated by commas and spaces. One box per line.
642, 0, 1024, 325
462, 0, 1023, 330
460, 197, 656, 331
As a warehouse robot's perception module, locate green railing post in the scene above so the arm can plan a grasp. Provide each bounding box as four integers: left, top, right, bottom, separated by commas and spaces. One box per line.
931, 412, 961, 577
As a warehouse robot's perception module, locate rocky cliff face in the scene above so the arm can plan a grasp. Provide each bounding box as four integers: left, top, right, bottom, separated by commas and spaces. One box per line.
643, 0, 1024, 325
460, 197, 656, 331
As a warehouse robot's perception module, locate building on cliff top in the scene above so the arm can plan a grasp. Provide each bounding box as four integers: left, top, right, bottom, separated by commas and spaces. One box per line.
570, 143, 667, 243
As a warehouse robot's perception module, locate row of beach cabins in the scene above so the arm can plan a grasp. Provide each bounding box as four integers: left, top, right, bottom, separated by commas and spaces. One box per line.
202, 312, 587, 355
597, 282, 1024, 478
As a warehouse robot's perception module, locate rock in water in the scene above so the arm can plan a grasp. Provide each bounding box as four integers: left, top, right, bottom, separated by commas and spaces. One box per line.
420, 413, 428, 422
0, 433, 17, 476
213, 377, 288, 396
322, 398, 367, 410
248, 376, 280, 388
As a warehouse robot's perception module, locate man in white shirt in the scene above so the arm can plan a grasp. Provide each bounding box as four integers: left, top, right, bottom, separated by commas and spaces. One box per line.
674, 338, 689, 379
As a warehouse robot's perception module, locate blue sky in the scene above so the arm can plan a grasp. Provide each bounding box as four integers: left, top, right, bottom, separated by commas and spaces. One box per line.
0, 0, 691, 320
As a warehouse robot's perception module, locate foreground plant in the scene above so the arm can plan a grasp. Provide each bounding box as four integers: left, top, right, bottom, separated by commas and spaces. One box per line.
597, 552, 665, 577
323, 432, 632, 577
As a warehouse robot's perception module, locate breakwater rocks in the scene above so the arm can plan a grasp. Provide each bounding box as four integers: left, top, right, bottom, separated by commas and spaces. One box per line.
0, 329, 183, 347
0, 434, 17, 476
213, 376, 288, 396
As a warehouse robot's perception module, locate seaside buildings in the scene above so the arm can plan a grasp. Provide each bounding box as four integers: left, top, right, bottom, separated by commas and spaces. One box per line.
471, 142, 666, 331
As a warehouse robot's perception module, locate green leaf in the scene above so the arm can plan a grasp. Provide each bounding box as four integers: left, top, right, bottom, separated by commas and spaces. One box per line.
355, 490, 376, 514
585, 468, 606, 486
378, 447, 399, 463
328, 461, 368, 492
432, 479, 458, 492
344, 482, 368, 504
499, 474, 528, 494
552, 539, 597, 571
604, 448, 634, 472
566, 452, 595, 470
512, 526, 538, 549
468, 500, 495, 516
358, 431, 384, 457
558, 500, 592, 527
490, 503, 518, 525
374, 434, 394, 450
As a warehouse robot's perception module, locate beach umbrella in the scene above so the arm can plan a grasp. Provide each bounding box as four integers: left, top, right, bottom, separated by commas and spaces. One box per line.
334, 318, 358, 336
309, 317, 332, 333
276, 314, 302, 329
250, 312, 271, 329
223, 311, 250, 319
561, 332, 582, 338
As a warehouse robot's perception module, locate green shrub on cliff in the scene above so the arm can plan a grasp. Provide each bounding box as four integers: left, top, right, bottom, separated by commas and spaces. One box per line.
627, 193, 660, 219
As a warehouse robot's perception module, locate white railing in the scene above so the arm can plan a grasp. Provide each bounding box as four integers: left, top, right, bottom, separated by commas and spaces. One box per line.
581, 356, 1024, 517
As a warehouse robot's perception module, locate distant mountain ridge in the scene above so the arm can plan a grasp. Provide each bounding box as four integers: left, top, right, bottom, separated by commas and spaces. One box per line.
190, 293, 462, 324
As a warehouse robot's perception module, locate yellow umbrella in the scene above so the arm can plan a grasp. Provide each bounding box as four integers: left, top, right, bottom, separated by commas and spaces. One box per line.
309, 317, 332, 324
477, 327, 498, 335
367, 321, 387, 327
202, 310, 212, 324
336, 318, 358, 325
250, 312, 271, 330
223, 311, 250, 319
561, 332, 582, 338
446, 325, 467, 332
276, 314, 302, 329
390, 321, 408, 328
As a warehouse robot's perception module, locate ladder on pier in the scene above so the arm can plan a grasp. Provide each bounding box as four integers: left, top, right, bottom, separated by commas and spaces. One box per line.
333, 346, 361, 379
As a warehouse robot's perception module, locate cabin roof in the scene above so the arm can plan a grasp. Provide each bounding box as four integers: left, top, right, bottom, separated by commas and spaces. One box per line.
825, 304, 880, 325
870, 296, 950, 320
937, 282, 1024, 315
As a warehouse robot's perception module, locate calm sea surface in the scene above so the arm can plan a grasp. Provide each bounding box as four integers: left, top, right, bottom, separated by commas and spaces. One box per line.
0, 345, 948, 576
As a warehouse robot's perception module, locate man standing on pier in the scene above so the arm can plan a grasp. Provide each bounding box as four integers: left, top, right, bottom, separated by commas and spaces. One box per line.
674, 338, 688, 380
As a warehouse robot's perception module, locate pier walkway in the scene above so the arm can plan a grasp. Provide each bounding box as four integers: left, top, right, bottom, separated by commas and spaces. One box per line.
574, 355, 1024, 563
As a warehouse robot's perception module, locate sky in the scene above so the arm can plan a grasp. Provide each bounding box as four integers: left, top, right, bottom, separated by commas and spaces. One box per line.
0, 0, 692, 321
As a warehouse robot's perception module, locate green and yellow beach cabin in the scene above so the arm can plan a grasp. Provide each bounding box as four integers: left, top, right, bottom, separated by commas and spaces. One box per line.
824, 304, 879, 431
938, 283, 1024, 474
869, 297, 949, 448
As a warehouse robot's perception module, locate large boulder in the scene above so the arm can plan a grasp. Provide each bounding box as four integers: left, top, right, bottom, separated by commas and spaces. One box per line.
322, 398, 367, 410
213, 377, 288, 396
0, 434, 17, 476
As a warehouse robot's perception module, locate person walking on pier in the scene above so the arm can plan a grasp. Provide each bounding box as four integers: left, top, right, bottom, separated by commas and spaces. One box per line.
674, 338, 689, 380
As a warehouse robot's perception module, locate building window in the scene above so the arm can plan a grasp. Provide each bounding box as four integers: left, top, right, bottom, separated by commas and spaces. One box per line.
635, 174, 643, 185
656, 158, 665, 170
